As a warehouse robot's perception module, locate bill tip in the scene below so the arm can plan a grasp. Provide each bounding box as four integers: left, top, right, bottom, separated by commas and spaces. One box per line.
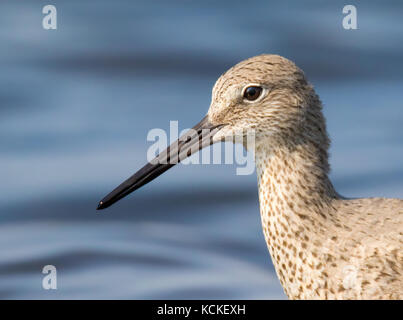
97, 201, 105, 210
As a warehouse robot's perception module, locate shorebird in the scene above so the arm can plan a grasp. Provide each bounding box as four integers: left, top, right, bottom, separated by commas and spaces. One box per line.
97, 54, 403, 300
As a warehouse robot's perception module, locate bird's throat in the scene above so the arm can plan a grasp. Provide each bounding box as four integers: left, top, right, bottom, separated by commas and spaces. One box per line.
255, 141, 338, 299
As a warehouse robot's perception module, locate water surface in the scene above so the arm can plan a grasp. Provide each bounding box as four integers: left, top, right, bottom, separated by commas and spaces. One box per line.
0, 0, 402, 299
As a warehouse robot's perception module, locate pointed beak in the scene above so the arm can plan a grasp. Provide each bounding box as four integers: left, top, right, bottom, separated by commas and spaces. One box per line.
97, 115, 224, 210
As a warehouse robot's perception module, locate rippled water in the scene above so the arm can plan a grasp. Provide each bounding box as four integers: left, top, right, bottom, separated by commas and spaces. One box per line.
0, 0, 402, 299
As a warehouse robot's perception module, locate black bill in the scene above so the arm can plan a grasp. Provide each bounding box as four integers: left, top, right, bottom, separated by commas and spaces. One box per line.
97, 116, 224, 210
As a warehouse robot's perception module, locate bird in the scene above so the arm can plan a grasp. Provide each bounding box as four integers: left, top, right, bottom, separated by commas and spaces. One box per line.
97, 54, 403, 300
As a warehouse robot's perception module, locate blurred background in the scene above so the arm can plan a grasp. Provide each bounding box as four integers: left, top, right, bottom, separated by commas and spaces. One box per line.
0, 0, 402, 299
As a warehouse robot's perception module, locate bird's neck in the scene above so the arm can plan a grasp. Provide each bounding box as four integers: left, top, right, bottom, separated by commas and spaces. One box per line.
255, 139, 338, 299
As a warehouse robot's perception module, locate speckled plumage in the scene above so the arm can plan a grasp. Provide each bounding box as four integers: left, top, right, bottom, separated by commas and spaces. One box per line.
98, 53, 403, 299
208, 54, 403, 299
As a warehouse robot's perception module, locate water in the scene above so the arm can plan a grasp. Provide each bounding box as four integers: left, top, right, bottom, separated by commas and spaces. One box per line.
0, 0, 402, 299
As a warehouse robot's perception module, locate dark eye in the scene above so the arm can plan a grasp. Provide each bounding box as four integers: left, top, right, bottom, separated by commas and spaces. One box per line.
243, 86, 263, 101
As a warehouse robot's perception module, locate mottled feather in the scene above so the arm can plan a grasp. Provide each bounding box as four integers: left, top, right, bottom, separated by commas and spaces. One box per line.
207, 54, 403, 299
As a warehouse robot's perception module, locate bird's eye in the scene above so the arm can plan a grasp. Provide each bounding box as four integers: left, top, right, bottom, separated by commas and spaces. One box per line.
243, 86, 263, 101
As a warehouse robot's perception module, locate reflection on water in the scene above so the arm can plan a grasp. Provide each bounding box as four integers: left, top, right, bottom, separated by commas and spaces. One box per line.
0, 0, 402, 299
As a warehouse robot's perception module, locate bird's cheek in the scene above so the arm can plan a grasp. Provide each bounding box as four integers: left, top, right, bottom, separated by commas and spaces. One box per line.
208, 106, 231, 125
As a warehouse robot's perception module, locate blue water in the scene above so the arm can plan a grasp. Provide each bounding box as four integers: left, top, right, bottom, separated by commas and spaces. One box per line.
0, 0, 402, 299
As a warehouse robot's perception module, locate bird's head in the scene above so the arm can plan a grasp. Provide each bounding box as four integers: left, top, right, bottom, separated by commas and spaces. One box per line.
208, 54, 325, 150
97, 54, 328, 210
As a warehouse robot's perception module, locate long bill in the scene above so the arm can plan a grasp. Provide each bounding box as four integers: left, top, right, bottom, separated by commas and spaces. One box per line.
97, 115, 224, 210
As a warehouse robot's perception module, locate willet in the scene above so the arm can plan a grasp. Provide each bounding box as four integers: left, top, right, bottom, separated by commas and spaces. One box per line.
97, 54, 402, 299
